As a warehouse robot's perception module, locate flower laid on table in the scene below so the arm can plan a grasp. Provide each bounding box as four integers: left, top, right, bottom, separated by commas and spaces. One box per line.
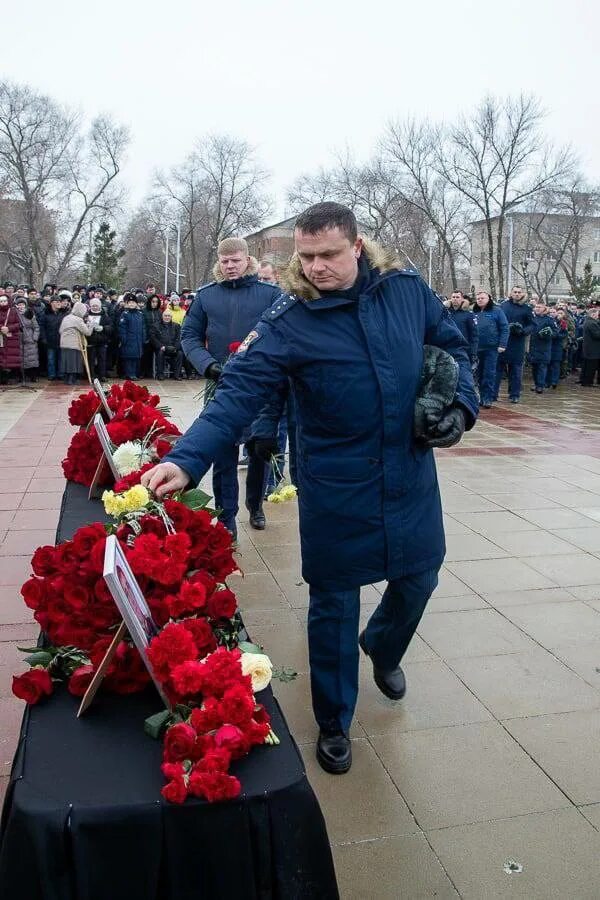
67, 380, 167, 427
112, 440, 154, 475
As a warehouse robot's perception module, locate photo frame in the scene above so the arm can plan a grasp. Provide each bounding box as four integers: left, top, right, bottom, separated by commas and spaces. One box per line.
93, 413, 120, 480
78, 535, 170, 715
93, 378, 114, 420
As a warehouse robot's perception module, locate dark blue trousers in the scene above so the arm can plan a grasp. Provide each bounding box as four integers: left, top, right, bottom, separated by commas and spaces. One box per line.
531, 361, 548, 390
213, 445, 267, 533
477, 348, 498, 405
494, 356, 524, 400
264, 414, 289, 494
121, 356, 140, 379
308, 569, 439, 732
546, 360, 561, 387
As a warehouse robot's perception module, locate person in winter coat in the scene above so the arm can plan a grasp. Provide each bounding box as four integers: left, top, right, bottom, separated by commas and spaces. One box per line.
0, 295, 23, 384
528, 302, 557, 393
142, 295, 163, 377
86, 297, 113, 381
168, 294, 186, 326
473, 291, 509, 408
40, 297, 65, 380
150, 309, 183, 379
580, 308, 600, 386
495, 285, 534, 403
546, 308, 568, 389
14, 297, 40, 381
181, 237, 281, 536
118, 293, 146, 379
59, 301, 94, 384
143, 202, 478, 775
446, 291, 478, 361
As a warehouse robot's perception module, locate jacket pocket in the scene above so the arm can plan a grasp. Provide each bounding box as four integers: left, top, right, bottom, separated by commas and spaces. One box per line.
303, 455, 381, 482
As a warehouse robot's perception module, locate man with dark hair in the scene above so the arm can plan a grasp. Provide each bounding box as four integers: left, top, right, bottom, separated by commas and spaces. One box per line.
495, 285, 535, 403
144, 202, 478, 775
257, 260, 278, 284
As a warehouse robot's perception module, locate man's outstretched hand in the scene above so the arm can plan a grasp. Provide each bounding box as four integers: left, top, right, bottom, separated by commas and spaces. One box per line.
141, 462, 190, 499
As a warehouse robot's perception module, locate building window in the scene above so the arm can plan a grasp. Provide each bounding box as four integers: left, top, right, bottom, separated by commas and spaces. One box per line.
594, 227, 600, 241
479, 251, 486, 265
594, 251, 600, 263
546, 250, 558, 262
525, 250, 535, 261
552, 273, 560, 285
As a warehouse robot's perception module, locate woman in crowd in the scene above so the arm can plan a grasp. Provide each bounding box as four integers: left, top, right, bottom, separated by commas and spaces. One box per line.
142, 294, 163, 377
473, 291, 509, 408
59, 301, 94, 384
0, 294, 22, 384
86, 297, 113, 381
14, 297, 40, 381
168, 293, 186, 326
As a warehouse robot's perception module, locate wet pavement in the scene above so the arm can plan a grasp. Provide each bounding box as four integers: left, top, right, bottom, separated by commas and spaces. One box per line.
1, 374, 600, 898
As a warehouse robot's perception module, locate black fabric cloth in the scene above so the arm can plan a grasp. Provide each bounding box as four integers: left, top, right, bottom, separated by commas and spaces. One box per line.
0, 482, 338, 900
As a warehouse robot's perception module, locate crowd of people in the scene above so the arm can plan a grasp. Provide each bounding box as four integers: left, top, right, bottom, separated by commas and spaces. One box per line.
445, 286, 600, 407
0, 282, 202, 385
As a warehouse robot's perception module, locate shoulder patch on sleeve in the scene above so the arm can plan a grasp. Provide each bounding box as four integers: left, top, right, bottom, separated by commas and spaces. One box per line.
261, 292, 299, 322
236, 330, 261, 354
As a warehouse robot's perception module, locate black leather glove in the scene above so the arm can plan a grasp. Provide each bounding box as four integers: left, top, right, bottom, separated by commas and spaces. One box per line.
509, 322, 524, 335
421, 406, 466, 449
538, 326, 553, 339
205, 362, 223, 381
246, 437, 280, 463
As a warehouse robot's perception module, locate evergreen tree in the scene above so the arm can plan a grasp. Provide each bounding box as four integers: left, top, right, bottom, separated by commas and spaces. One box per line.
573, 260, 600, 303
85, 222, 127, 287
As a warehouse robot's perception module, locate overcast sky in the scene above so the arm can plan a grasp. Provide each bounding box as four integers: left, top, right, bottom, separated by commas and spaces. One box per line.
2, 0, 599, 221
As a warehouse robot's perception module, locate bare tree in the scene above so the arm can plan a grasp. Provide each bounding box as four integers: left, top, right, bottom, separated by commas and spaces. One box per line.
0, 80, 128, 287
436, 94, 575, 297
381, 119, 470, 290
154, 135, 271, 286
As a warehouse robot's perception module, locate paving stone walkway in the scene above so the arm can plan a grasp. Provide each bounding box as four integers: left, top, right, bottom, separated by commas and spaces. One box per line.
1, 376, 600, 898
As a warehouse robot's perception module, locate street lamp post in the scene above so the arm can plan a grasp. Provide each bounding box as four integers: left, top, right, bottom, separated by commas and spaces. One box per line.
164, 222, 182, 295
506, 216, 514, 296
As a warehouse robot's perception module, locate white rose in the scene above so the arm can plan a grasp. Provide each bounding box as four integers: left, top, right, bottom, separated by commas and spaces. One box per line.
240, 652, 273, 693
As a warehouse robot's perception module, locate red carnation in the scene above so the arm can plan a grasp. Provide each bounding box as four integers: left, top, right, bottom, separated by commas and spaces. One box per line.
12, 668, 53, 704
191, 747, 231, 774
188, 770, 241, 803
146, 622, 198, 681
170, 660, 206, 698
181, 618, 216, 658
219, 682, 255, 726
161, 777, 189, 804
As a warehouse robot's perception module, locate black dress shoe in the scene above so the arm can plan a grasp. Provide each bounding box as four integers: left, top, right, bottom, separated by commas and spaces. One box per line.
359, 631, 406, 700
316, 730, 351, 774
248, 507, 266, 530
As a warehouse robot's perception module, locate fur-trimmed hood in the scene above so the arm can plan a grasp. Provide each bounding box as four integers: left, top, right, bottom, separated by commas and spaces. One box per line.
280, 238, 403, 300
445, 298, 472, 312
212, 256, 259, 284
507, 295, 528, 306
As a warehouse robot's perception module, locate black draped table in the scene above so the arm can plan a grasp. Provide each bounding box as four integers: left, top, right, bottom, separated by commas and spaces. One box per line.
0, 482, 339, 900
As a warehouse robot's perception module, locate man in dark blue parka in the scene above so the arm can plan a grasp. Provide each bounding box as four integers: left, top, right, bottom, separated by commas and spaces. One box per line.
528, 301, 558, 393
144, 204, 478, 775
495, 285, 534, 403
181, 238, 280, 536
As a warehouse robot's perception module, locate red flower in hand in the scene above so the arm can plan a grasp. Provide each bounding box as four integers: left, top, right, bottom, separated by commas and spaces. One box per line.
228, 341, 242, 354
12, 668, 53, 704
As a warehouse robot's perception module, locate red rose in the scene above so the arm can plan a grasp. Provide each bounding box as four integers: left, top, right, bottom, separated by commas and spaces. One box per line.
161, 777, 188, 804
164, 722, 197, 762
188, 770, 240, 803
214, 724, 249, 758
207, 588, 237, 621
68, 665, 96, 697
31, 545, 59, 577
21, 577, 45, 610
63, 584, 91, 611
12, 668, 53, 704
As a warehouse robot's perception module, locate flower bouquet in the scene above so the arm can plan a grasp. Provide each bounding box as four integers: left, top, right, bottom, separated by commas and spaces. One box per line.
13, 483, 282, 803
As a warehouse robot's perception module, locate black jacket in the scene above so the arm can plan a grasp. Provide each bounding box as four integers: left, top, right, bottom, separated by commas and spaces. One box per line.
583, 316, 600, 360
150, 321, 182, 353
87, 310, 113, 346
41, 308, 65, 349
